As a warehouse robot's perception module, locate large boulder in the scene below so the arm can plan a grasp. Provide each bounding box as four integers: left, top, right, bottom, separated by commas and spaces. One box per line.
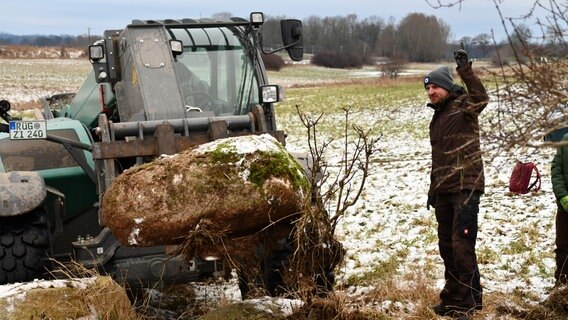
101, 134, 309, 247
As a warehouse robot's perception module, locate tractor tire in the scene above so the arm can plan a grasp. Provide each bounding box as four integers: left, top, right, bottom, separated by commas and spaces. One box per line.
0, 212, 49, 284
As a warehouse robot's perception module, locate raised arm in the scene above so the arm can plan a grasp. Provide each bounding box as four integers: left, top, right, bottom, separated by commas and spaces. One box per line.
455, 50, 489, 115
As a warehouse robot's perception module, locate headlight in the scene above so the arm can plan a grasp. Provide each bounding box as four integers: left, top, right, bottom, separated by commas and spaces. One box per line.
88, 45, 104, 62
250, 12, 264, 28
169, 39, 183, 57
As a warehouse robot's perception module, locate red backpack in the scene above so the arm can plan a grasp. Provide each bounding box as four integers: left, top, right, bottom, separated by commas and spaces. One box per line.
509, 161, 541, 194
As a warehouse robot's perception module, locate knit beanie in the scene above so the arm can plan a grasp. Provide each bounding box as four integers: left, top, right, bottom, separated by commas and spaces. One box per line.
424, 66, 454, 92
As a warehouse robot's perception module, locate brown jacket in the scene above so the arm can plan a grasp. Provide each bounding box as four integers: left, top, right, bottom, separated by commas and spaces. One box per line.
428, 64, 489, 196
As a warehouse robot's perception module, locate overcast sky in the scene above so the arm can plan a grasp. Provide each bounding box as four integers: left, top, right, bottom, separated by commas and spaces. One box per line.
2, 0, 546, 42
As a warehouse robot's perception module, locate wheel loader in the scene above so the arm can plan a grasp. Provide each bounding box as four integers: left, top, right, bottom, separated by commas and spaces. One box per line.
0, 12, 311, 294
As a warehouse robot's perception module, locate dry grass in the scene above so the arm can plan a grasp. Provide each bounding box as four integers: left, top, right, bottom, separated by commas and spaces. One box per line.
0, 260, 185, 320
289, 293, 392, 320
486, 285, 568, 320
0, 276, 137, 320
200, 303, 283, 319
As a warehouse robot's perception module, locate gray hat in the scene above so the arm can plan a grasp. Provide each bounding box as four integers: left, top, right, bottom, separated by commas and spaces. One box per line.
424, 66, 454, 92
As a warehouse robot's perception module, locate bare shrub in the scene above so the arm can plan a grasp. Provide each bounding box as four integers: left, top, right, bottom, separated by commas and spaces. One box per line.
262, 53, 286, 71
489, 46, 512, 67
380, 58, 407, 79
284, 105, 379, 302
311, 51, 335, 68
478, 0, 568, 159
311, 51, 364, 69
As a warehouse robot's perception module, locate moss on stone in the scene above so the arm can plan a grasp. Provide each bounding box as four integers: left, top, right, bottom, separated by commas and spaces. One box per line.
201, 137, 308, 193
248, 150, 309, 193
210, 142, 241, 164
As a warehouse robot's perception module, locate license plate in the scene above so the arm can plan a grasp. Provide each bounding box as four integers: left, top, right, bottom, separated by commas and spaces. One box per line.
9, 121, 47, 140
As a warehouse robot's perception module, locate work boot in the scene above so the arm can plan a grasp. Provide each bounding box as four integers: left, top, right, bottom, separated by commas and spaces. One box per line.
432, 303, 478, 318
431, 302, 458, 316
432, 303, 448, 316
450, 306, 478, 320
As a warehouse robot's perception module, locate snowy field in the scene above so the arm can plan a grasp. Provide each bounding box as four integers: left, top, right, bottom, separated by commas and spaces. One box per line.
278, 79, 559, 317
0, 58, 559, 318
0, 59, 90, 106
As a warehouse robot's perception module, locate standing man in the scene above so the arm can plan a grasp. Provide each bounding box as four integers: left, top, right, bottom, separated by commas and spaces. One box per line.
551, 133, 568, 285
425, 50, 489, 319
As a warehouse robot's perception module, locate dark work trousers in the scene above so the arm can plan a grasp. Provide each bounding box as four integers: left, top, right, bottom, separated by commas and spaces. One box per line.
434, 190, 482, 310
556, 205, 568, 282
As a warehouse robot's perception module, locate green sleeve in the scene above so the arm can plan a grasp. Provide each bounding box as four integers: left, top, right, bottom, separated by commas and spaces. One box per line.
552, 141, 568, 200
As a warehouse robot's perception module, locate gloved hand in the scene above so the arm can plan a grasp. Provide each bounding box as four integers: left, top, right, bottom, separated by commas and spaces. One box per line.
560, 195, 568, 212
454, 49, 470, 68
427, 195, 436, 210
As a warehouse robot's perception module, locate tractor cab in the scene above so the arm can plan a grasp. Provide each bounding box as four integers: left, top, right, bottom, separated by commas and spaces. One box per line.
87, 13, 302, 131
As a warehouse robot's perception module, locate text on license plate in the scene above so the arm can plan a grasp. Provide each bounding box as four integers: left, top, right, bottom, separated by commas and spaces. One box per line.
9, 121, 47, 140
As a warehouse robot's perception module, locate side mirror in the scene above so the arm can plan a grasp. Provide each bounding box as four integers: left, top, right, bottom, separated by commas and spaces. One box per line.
280, 19, 303, 61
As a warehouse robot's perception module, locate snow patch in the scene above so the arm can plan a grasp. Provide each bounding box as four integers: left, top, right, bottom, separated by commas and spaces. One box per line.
128, 227, 141, 246
0, 278, 95, 299
244, 296, 304, 316
195, 133, 281, 155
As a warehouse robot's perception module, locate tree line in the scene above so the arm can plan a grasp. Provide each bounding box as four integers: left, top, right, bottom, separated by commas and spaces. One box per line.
0, 33, 94, 48
260, 12, 456, 63
253, 11, 562, 65
0, 10, 561, 64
